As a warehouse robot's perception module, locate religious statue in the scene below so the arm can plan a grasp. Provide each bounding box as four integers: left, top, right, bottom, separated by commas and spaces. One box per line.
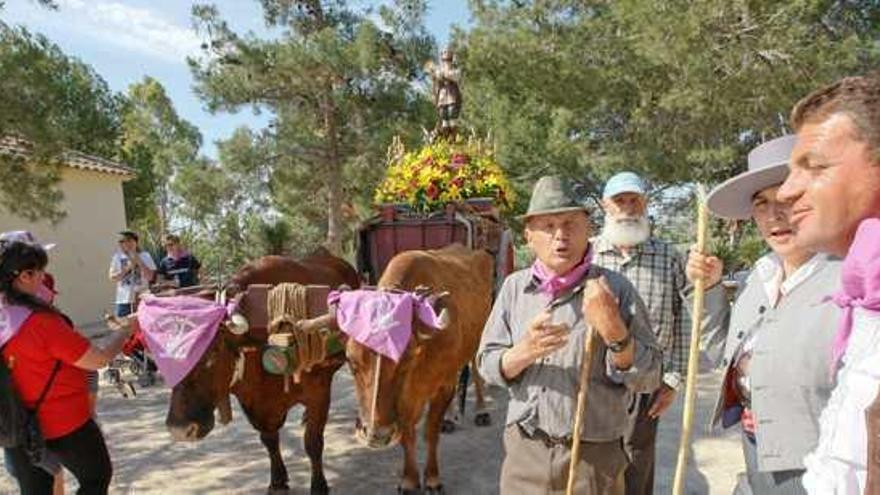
425, 47, 462, 136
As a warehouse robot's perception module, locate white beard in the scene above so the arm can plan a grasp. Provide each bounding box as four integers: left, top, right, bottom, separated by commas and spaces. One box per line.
601, 216, 651, 248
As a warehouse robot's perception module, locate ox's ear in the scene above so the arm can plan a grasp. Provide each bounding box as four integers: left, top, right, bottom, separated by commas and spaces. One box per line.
414, 292, 450, 341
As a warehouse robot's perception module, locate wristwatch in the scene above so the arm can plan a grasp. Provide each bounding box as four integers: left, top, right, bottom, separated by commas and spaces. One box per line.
607, 332, 632, 353
663, 372, 682, 391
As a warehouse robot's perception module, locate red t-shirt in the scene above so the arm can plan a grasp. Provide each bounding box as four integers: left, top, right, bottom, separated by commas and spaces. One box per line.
1, 311, 91, 439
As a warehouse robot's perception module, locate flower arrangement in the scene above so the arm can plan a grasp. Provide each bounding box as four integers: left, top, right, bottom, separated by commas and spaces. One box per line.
374, 137, 515, 213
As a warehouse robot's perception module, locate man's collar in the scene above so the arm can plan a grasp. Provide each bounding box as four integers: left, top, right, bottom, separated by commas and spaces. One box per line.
594, 235, 657, 255
525, 263, 594, 300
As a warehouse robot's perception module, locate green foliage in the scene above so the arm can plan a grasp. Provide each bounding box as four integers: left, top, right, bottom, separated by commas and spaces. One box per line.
119, 77, 203, 245
461, 0, 880, 217
188, 0, 435, 253
0, 22, 122, 221
709, 221, 767, 275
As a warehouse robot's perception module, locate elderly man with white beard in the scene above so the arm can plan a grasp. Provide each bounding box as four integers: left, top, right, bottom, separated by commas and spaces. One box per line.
591, 172, 691, 495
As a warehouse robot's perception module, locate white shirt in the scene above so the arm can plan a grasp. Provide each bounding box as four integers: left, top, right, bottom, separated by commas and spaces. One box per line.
110, 251, 157, 304
740, 254, 823, 356
803, 308, 880, 494
755, 253, 823, 309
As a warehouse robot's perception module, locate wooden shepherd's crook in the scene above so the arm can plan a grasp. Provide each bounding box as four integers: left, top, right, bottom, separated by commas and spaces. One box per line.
565, 324, 598, 495
672, 184, 710, 495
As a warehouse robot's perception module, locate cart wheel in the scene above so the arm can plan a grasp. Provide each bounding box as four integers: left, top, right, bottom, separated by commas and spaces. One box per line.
474, 411, 491, 427
129, 361, 143, 375
440, 419, 457, 434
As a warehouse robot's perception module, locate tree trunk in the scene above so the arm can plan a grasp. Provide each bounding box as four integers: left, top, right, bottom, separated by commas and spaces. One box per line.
322, 94, 343, 255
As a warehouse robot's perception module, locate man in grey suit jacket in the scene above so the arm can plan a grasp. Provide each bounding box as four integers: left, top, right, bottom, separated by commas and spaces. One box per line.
687, 135, 841, 494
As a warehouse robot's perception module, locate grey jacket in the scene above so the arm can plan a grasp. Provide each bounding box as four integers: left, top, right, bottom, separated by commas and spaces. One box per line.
478, 265, 662, 442
697, 254, 841, 472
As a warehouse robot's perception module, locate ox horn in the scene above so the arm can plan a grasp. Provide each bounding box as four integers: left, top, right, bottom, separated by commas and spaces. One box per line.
435, 307, 450, 330
297, 307, 339, 332
227, 313, 250, 336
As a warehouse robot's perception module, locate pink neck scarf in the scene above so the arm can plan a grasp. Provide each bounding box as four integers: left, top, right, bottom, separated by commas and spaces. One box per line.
829, 218, 880, 371
137, 295, 235, 387
0, 283, 56, 347
530, 248, 592, 298
327, 289, 446, 362
0, 297, 33, 348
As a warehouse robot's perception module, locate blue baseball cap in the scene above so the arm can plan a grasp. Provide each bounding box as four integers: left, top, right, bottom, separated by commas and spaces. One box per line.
602, 172, 646, 200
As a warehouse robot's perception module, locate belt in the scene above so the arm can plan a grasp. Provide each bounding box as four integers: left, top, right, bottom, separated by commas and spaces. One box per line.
524, 427, 573, 448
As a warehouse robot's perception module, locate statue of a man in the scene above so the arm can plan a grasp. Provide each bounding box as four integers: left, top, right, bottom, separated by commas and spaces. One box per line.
425, 48, 462, 131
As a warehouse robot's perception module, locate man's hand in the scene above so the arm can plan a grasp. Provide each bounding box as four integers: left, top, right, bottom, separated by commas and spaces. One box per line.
741, 408, 757, 435
647, 385, 677, 418
582, 277, 627, 344
521, 311, 569, 361
686, 247, 723, 288
582, 277, 634, 370
500, 310, 569, 381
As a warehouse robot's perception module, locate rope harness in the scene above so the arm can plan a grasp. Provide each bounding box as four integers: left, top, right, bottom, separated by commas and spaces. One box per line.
267, 283, 328, 388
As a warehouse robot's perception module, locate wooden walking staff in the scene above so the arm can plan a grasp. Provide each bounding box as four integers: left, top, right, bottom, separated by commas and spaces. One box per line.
565, 324, 598, 495
672, 184, 710, 495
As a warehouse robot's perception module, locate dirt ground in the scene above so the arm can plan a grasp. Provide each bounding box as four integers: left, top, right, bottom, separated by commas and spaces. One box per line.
0, 357, 743, 494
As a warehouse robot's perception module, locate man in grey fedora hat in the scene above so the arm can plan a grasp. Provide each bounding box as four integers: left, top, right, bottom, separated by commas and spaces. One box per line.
478, 175, 661, 494
687, 135, 841, 493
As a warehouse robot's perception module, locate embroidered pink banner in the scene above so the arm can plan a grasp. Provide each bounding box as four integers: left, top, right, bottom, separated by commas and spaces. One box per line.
136, 295, 229, 387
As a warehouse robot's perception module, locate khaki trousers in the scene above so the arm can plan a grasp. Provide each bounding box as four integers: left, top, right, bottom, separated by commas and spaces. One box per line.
500, 425, 627, 495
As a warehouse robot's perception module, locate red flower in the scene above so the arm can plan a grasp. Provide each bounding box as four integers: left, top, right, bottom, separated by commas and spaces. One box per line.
452, 177, 464, 188
426, 183, 439, 199
451, 153, 469, 165
449, 153, 469, 171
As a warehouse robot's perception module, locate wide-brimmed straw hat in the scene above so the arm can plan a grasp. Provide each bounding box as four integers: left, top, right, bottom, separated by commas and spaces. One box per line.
518, 175, 589, 220
706, 135, 797, 219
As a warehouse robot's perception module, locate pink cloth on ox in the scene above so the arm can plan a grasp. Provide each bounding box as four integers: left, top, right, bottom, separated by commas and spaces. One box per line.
327, 290, 445, 362
137, 295, 231, 387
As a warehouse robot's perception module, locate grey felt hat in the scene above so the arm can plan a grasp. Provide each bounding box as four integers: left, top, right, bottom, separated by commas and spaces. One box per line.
518, 175, 589, 220
706, 135, 797, 219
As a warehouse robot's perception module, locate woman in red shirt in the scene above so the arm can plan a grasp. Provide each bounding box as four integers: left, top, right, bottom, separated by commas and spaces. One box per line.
2, 240, 135, 494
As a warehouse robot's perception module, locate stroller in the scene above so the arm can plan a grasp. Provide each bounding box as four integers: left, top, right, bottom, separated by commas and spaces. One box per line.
103, 323, 159, 398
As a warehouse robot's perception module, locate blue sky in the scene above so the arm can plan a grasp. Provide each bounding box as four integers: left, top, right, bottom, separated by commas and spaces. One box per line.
2, 0, 470, 157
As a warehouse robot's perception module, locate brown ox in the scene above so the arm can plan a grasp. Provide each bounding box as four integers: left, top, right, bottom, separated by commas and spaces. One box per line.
164, 249, 359, 494
343, 244, 493, 493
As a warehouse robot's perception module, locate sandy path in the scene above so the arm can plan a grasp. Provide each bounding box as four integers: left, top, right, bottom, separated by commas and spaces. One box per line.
0, 361, 743, 494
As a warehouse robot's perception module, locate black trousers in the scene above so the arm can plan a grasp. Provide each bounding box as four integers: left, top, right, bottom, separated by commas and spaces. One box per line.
623, 393, 658, 495
6, 419, 112, 495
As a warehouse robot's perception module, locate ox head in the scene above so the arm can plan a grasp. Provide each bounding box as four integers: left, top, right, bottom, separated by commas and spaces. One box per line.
165, 287, 249, 442
344, 287, 451, 449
